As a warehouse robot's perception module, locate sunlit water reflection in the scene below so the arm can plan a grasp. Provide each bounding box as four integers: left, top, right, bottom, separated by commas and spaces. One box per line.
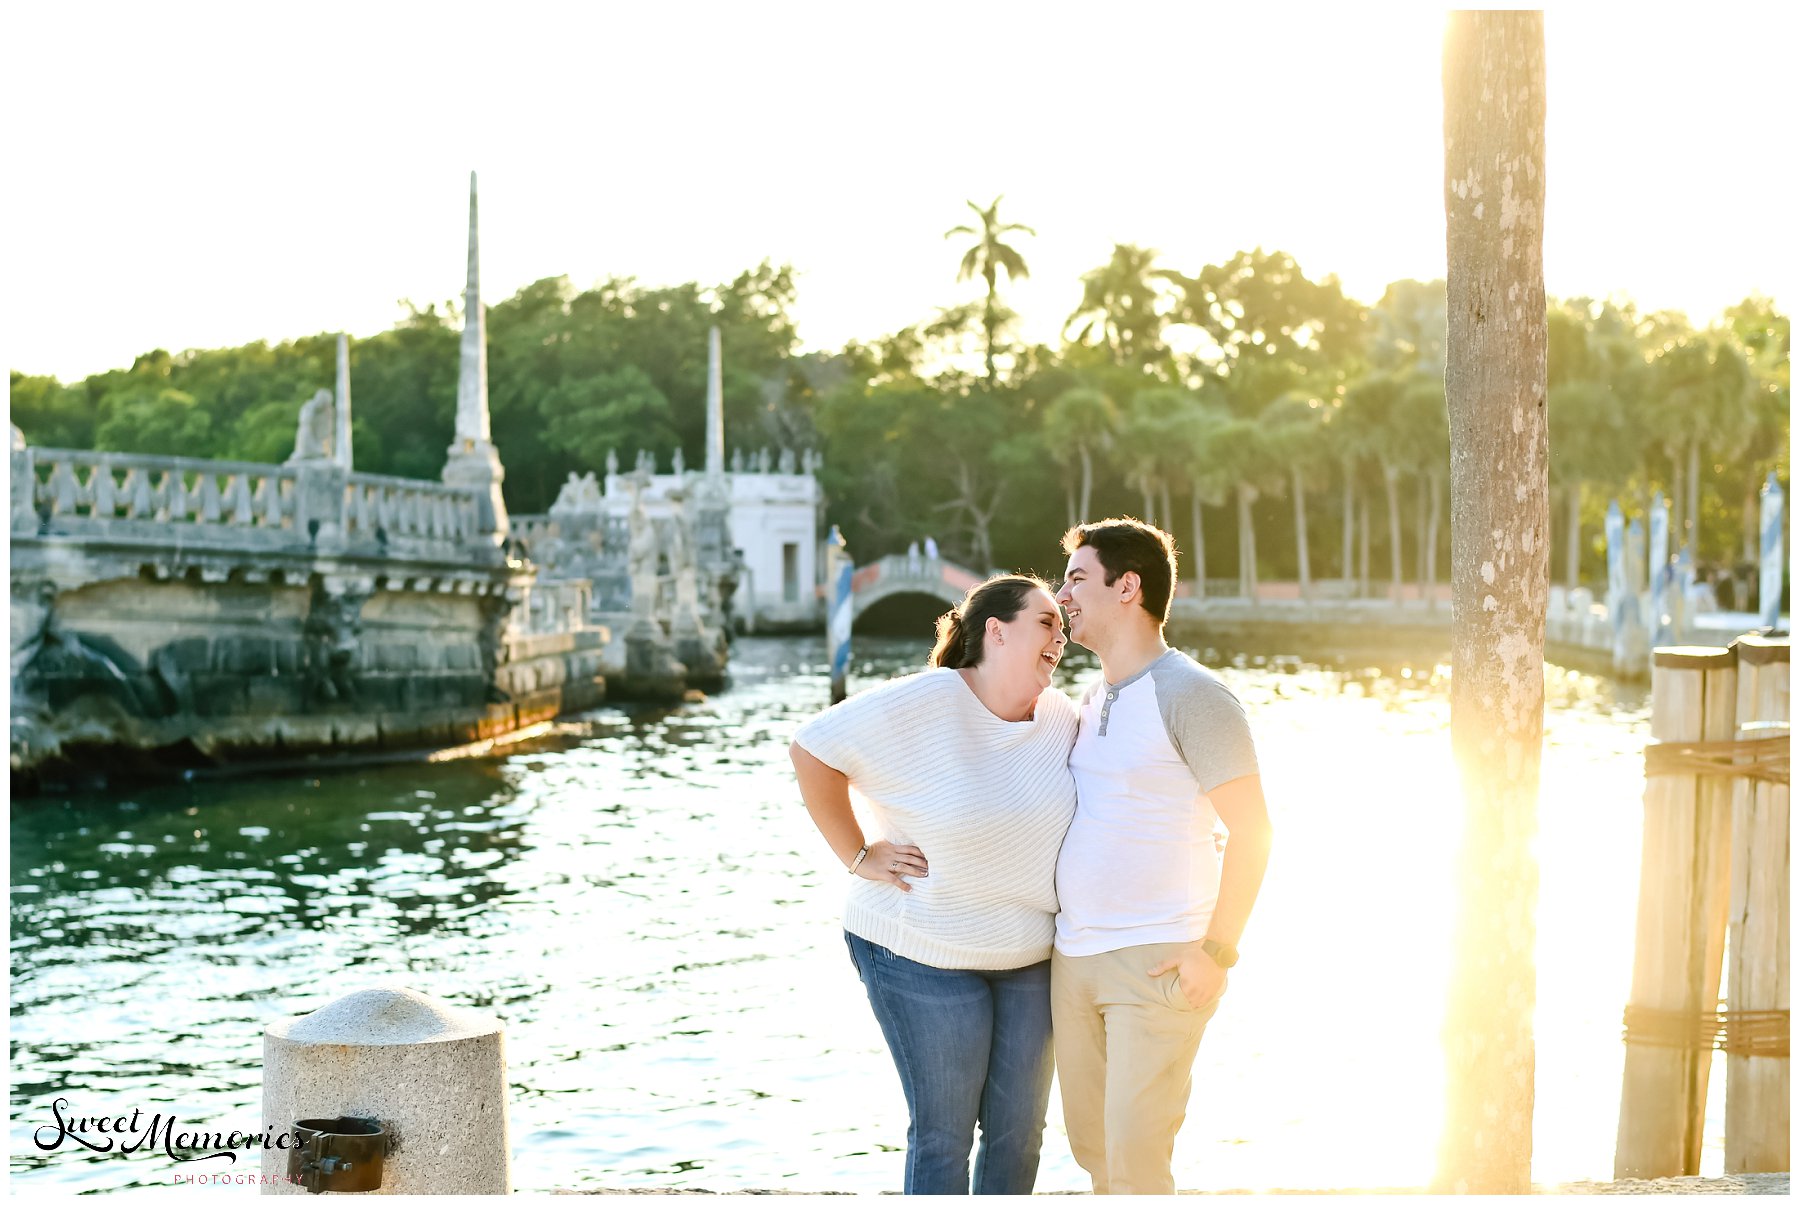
10, 635, 1717, 1192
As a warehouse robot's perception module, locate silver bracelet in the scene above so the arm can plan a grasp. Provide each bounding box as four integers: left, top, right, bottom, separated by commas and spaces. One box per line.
848, 845, 870, 875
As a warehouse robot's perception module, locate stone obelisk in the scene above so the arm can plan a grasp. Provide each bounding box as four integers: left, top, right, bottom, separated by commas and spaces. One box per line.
442, 171, 508, 541
705, 326, 724, 477
334, 333, 353, 471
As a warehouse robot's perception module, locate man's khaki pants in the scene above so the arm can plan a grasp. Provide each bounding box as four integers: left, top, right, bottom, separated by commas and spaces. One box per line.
1051, 942, 1221, 1195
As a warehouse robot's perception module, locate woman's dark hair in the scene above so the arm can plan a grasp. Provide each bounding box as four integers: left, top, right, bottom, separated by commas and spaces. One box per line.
928, 574, 1053, 669
1061, 517, 1178, 625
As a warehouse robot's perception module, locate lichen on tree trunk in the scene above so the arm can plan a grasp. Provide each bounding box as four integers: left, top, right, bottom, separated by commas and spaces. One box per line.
1438, 10, 1549, 1195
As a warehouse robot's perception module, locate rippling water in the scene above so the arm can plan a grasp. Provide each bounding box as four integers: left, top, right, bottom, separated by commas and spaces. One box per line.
10, 634, 1722, 1192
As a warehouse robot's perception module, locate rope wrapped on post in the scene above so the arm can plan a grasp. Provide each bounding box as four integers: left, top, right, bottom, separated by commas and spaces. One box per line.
1622, 1005, 1790, 1057
1642, 734, 1789, 785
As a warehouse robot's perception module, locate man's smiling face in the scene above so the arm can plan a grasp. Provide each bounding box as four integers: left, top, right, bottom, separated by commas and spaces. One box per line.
1054, 545, 1115, 651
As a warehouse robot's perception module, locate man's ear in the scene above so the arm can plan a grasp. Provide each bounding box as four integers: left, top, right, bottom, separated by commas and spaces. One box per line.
1118, 571, 1141, 602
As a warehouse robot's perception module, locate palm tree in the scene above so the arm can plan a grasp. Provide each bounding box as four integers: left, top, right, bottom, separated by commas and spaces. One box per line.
1165, 388, 1233, 599
1063, 244, 1170, 369
1649, 334, 1753, 554
1343, 370, 1411, 603
1044, 387, 1118, 523
1393, 373, 1450, 607
1206, 417, 1282, 602
1723, 297, 1790, 563
1260, 392, 1331, 601
945, 197, 1036, 388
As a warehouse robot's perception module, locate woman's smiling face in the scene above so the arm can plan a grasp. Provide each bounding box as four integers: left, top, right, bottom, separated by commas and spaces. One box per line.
990, 587, 1067, 688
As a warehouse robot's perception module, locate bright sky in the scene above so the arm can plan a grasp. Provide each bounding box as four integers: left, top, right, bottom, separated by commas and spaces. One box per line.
6, 3, 1794, 384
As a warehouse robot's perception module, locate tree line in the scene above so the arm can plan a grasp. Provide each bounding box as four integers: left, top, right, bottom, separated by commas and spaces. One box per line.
10, 204, 1788, 597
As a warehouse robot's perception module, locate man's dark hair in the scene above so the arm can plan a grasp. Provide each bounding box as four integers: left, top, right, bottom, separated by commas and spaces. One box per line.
1061, 517, 1178, 625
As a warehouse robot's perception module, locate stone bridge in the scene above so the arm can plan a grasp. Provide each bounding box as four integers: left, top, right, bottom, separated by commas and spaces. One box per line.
8, 440, 612, 785
849, 554, 983, 618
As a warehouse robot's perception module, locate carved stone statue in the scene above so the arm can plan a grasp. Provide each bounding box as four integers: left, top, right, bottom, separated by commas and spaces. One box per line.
672, 447, 685, 476
605, 448, 619, 476
551, 472, 585, 515
778, 447, 796, 474
302, 579, 369, 706
730, 448, 744, 473
756, 447, 772, 473
627, 483, 660, 618
287, 389, 336, 463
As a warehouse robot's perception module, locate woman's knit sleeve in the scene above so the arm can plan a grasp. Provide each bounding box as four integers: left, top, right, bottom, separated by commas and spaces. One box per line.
793, 672, 931, 782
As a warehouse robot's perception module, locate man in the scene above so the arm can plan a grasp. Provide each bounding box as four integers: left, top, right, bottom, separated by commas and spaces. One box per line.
1051, 517, 1274, 1194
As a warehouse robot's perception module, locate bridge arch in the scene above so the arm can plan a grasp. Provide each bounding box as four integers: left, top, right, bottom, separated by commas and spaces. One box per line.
850, 555, 982, 619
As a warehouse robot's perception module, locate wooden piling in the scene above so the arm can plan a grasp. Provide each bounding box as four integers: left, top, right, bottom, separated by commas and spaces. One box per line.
1725, 634, 1789, 1173
1616, 646, 1736, 1179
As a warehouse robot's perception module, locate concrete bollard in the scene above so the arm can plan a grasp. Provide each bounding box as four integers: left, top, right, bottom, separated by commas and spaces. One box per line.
261, 986, 509, 1195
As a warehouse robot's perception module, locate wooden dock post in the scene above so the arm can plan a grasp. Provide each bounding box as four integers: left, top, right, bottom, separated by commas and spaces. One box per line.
1725, 634, 1789, 1173
1616, 646, 1737, 1179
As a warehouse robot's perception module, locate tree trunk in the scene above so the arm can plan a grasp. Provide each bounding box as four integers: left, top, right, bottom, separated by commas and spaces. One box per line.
1383, 462, 1404, 603
983, 272, 999, 388
1065, 477, 1077, 530
1292, 466, 1312, 601
1078, 444, 1094, 519
1359, 492, 1371, 599
1742, 475, 1759, 564
1159, 481, 1174, 545
1237, 484, 1259, 603
1685, 438, 1701, 555
1416, 473, 1430, 604
1565, 482, 1582, 590
1342, 460, 1356, 592
1140, 484, 1156, 526
1190, 492, 1207, 600
1668, 450, 1685, 556
1427, 471, 1444, 610
1438, 12, 1548, 1193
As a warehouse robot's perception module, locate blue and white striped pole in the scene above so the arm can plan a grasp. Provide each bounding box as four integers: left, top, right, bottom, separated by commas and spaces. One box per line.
826, 525, 853, 703
1605, 500, 1626, 641
1759, 472, 1785, 630
1648, 491, 1671, 646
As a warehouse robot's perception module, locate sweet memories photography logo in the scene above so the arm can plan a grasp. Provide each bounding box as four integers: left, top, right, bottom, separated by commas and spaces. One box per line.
31, 1096, 295, 1166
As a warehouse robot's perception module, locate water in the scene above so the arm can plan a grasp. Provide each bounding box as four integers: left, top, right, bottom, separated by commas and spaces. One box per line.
9, 634, 1722, 1192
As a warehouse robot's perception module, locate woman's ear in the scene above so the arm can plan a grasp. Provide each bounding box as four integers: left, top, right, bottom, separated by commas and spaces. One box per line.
987, 614, 1005, 644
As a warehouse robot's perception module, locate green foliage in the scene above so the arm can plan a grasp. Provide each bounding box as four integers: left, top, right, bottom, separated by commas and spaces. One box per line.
94, 386, 212, 456
15, 233, 1784, 591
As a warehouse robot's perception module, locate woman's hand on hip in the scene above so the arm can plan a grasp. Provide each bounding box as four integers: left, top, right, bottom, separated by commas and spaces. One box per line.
858, 840, 928, 891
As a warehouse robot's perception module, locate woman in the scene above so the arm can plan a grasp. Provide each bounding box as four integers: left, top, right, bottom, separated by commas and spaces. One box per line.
790, 574, 1078, 1195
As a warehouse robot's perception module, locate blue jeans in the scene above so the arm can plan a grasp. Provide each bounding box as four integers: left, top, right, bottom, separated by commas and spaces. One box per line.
844, 931, 1054, 1195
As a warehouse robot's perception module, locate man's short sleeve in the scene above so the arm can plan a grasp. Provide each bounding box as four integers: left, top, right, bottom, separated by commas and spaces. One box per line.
1150, 655, 1259, 793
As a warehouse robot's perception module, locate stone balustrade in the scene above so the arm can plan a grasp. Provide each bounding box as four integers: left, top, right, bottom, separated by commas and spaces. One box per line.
14, 446, 497, 563
18, 448, 300, 533
344, 471, 482, 546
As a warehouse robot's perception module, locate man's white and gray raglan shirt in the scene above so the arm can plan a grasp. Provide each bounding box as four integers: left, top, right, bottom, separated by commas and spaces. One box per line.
795, 668, 1079, 971
1054, 648, 1260, 957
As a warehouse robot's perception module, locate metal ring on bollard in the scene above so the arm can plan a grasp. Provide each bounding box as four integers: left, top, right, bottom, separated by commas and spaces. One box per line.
289, 1116, 386, 1194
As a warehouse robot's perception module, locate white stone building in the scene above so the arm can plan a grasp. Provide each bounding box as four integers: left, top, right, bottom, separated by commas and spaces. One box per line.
599, 454, 823, 630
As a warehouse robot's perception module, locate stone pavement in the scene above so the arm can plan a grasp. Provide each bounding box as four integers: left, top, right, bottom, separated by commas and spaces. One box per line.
578, 1172, 1789, 1194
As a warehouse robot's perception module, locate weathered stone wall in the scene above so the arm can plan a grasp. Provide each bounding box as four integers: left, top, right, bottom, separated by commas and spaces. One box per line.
10, 444, 610, 788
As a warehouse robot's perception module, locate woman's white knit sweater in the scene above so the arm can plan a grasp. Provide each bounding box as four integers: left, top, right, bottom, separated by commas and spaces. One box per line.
795, 668, 1078, 970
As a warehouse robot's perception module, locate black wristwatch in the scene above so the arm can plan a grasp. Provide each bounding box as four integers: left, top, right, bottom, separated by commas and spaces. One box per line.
1200, 938, 1240, 969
